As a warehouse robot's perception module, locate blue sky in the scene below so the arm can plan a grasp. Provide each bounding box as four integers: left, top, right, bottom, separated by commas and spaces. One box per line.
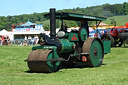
0, 0, 127, 16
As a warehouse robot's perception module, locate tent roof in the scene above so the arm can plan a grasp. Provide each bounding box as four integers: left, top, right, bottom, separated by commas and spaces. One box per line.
20, 21, 35, 26
0, 29, 8, 33
0, 29, 9, 35
99, 22, 108, 26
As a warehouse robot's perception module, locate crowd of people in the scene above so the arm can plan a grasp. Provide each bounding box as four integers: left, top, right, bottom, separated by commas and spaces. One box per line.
0, 35, 11, 46
94, 29, 109, 38
20, 35, 39, 46
1, 29, 110, 46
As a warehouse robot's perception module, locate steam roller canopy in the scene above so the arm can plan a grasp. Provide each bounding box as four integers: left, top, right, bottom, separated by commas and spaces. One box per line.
82, 38, 104, 67
27, 50, 60, 73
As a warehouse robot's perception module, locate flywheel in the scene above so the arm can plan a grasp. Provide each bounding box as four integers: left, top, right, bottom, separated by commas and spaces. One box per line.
82, 38, 104, 67
78, 27, 89, 42
27, 50, 60, 73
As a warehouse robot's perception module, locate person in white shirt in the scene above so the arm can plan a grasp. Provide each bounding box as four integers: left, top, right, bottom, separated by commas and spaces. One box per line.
34, 35, 39, 45
24, 36, 27, 40
100, 29, 104, 35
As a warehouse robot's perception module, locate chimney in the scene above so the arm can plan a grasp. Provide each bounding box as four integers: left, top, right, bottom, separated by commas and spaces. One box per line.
50, 8, 56, 39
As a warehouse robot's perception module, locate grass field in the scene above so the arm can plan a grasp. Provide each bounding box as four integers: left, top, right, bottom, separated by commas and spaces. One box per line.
0, 45, 128, 85
103, 15, 128, 26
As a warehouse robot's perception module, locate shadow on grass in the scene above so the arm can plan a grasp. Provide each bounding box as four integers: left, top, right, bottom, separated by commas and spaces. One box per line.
121, 46, 128, 48
24, 70, 50, 74
102, 63, 106, 65
112, 45, 128, 48
24, 70, 33, 73
24, 63, 107, 73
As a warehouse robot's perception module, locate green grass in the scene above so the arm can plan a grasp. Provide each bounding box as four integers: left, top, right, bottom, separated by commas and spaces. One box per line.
103, 15, 128, 26
0, 45, 128, 85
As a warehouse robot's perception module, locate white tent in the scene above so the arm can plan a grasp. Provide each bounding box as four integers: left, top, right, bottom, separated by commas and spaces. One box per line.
0, 29, 9, 35
0, 29, 14, 40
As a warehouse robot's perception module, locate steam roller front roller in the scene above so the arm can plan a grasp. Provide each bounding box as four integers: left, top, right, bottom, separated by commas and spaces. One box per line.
82, 38, 104, 67
27, 50, 60, 73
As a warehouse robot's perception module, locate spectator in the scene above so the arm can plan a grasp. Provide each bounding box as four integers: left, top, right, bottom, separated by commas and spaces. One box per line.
94, 32, 98, 38
0, 36, 3, 46
34, 35, 39, 45
28, 36, 32, 45
98, 33, 101, 38
24, 36, 27, 40
100, 29, 104, 35
4, 37, 8, 45
23, 40, 27, 46
31, 38, 34, 45
104, 29, 107, 34
20, 41, 23, 46
24, 35, 28, 45
7, 37, 11, 45
107, 30, 110, 34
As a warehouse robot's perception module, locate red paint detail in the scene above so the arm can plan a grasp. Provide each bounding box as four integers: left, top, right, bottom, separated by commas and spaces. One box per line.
82, 56, 87, 62
72, 35, 77, 40
126, 23, 128, 28
26, 28, 30, 31
72, 37, 77, 40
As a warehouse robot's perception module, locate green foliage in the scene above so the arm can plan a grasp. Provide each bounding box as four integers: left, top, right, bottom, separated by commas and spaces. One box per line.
63, 20, 78, 28
41, 19, 78, 30
0, 2, 128, 31
0, 45, 128, 85
44, 24, 50, 30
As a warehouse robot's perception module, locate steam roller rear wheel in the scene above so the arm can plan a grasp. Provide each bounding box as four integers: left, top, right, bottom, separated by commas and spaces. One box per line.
27, 50, 60, 73
82, 38, 104, 67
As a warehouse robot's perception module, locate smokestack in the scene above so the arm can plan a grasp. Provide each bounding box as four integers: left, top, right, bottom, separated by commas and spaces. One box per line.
50, 8, 56, 39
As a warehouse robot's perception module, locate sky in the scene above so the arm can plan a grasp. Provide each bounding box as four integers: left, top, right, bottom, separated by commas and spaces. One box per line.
0, 0, 128, 16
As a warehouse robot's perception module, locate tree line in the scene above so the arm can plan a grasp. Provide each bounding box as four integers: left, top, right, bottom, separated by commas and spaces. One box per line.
0, 2, 128, 31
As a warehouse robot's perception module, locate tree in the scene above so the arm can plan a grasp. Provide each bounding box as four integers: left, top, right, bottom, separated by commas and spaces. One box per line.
44, 24, 50, 30
0, 2, 128, 31
123, 2, 128, 15
110, 18, 116, 26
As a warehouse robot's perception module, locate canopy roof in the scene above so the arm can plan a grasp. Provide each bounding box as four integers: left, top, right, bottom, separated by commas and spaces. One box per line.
13, 31, 43, 35
20, 21, 35, 26
45, 12, 106, 21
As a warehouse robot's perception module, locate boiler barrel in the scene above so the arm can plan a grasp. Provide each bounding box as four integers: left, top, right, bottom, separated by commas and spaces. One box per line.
118, 33, 128, 38
59, 39, 75, 53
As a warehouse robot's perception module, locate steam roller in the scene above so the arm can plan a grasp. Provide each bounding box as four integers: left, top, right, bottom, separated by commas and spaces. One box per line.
26, 8, 111, 73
